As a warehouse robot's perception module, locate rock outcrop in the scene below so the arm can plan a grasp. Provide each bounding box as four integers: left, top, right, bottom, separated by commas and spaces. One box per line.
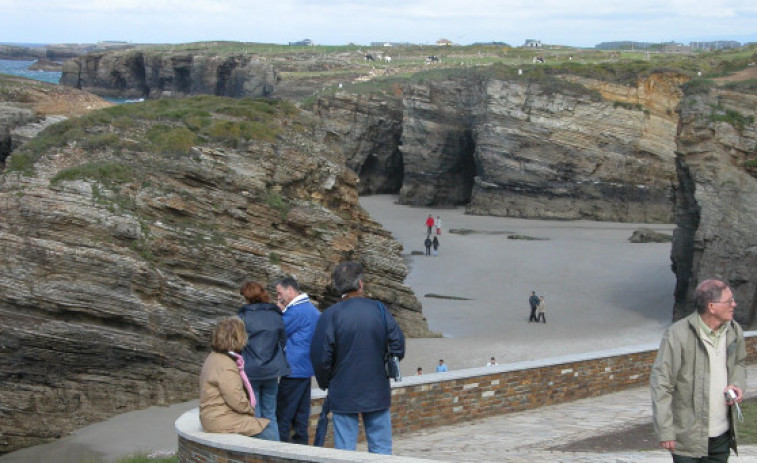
671, 86, 757, 324
0, 74, 112, 166
315, 92, 404, 195
317, 70, 686, 222
60, 50, 278, 99
0, 97, 431, 453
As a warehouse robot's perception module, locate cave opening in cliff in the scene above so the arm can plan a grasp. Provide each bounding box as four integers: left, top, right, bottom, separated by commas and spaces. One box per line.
436, 129, 477, 206
358, 149, 404, 194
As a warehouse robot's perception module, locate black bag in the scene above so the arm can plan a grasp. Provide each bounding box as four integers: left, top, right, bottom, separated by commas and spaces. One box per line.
379, 302, 402, 382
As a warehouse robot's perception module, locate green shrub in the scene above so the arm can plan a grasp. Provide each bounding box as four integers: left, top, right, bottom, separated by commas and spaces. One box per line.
81, 132, 123, 151
710, 109, 755, 131
682, 79, 715, 95
50, 161, 134, 186
147, 126, 198, 155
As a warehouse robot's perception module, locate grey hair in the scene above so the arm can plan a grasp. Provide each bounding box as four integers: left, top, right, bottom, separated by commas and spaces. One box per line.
274, 276, 300, 292
332, 261, 363, 295
694, 279, 728, 314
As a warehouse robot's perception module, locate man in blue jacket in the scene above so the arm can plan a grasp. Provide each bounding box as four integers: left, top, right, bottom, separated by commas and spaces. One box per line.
310, 261, 405, 454
275, 276, 320, 444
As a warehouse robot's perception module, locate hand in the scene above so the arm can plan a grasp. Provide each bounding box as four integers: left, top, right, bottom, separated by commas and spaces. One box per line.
725, 385, 743, 404
660, 440, 675, 451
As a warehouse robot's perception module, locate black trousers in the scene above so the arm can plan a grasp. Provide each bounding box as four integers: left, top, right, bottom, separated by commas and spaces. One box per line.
672, 431, 731, 463
529, 307, 537, 321
276, 377, 312, 444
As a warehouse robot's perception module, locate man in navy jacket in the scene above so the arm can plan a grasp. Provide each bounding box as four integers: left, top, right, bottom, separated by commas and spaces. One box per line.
275, 276, 320, 444
310, 261, 405, 454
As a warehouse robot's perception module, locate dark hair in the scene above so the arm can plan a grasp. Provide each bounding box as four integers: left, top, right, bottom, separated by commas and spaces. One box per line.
240, 281, 271, 303
333, 261, 363, 295
211, 317, 247, 353
694, 279, 728, 314
274, 276, 300, 292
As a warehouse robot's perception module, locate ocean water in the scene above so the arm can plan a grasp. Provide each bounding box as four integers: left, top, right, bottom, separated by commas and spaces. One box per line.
0, 59, 61, 84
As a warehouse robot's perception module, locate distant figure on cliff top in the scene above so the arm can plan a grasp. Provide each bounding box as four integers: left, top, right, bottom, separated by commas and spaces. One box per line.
237, 281, 290, 441
424, 236, 433, 256
274, 276, 320, 445
529, 291, 540, 322
199, 317, 278, 440
425, 214, 435, 235
432, 236, 440, 256
435, 216, 443, 235
487, 356, 497, 367
536, 296, 546, 323
436, 359, 448, 373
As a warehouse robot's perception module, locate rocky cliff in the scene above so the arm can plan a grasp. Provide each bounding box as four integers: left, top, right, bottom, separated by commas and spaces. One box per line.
317, 69, 685, 222
60, 50, 278, 99
671, 84, 757, 324
0, 97, 431, 453
0, 74, 112, 166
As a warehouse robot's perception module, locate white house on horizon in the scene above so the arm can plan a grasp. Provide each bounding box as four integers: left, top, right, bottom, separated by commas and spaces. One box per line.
524, 39, 542, 48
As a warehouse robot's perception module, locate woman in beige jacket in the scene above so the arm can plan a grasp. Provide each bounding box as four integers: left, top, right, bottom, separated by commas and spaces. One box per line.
199, 317, 278, 439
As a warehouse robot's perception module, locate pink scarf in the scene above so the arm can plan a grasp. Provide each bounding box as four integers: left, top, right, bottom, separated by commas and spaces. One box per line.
229, 352, 256, 409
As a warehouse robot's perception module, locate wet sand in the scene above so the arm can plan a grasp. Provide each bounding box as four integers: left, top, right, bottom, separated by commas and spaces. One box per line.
0, 194, 677, 462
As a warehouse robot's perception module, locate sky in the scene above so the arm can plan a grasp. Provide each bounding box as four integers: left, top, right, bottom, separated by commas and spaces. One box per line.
2, 0, 757, 48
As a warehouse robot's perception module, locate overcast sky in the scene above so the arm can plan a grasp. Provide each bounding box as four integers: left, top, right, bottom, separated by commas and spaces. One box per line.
2, 0, 756, 48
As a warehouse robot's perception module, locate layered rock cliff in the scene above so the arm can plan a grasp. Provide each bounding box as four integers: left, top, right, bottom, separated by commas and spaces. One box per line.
60, 50, 278, 99
317, 69, 686, 222
671, 85, 757, 324
0, 97, 430, 453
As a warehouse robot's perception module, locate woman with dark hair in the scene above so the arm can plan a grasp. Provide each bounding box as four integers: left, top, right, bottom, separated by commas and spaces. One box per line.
199, 317, 277, 439
238, 281, 290, 440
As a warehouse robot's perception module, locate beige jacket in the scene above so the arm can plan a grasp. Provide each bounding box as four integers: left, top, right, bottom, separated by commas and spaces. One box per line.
650, 313, 746, 457
199, 352, 270, 436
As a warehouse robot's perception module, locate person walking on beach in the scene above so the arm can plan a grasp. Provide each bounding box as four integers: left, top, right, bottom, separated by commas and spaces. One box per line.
436, 359, 448, 372
237, 281, 290, 440
650, 279, 746, 462
528, 291, 539, 322
487, 356, 497, 367
417, 367, 423, 375
432, 236, 440, 257
536, 296, 546, 323
424, 236, 433, 256
310, 261, 406, 454
425, 214, 435, 235
274, 276, 320, 445
434, 216, 443, 235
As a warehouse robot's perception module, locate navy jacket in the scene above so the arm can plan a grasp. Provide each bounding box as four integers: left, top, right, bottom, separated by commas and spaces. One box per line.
238, 303, 291, 381
310, 296, 405, 414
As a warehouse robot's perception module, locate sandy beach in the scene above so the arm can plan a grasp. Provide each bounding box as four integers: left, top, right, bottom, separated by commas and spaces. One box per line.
0, 194, 678, 462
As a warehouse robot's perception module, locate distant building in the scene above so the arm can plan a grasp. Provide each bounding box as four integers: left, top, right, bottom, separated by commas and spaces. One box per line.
288, 39, 314, 46
596, 41, 653, 50
436, 38, 453, 46
524, 39, 542, 48
370, 42, 414, 47
690, 41, 741, 50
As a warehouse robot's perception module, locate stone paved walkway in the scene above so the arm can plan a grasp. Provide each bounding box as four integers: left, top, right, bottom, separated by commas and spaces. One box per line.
389, 364, 757, 462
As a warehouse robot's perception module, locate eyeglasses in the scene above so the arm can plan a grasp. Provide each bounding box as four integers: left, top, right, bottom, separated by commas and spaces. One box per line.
713, 297, 735, 305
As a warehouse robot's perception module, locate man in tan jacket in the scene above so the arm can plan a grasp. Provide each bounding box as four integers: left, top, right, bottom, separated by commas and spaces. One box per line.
650, 279, 746, 462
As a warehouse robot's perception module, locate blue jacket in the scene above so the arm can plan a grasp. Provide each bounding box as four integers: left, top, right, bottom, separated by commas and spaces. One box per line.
310, 296, 405, 414
281, 294, 320, 378
237, 303, 291, 381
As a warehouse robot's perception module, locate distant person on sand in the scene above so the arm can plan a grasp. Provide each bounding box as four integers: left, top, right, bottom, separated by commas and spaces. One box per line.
199, 317, 278, 440
417, 367, 423, 375
536, 296, 546, 323
424, 236, 433, 256
425, 214, 435, 235
238, 281, 290, 440
436, 359, 448, 372
528, 291, 539, 322
487, 356, 497, 367
651, 279, 745, 461
432, 236, 440, 256
435, 216, 443, 235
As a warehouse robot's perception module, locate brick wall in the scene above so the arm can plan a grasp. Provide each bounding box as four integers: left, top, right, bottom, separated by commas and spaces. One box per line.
178, 333, 757, 462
